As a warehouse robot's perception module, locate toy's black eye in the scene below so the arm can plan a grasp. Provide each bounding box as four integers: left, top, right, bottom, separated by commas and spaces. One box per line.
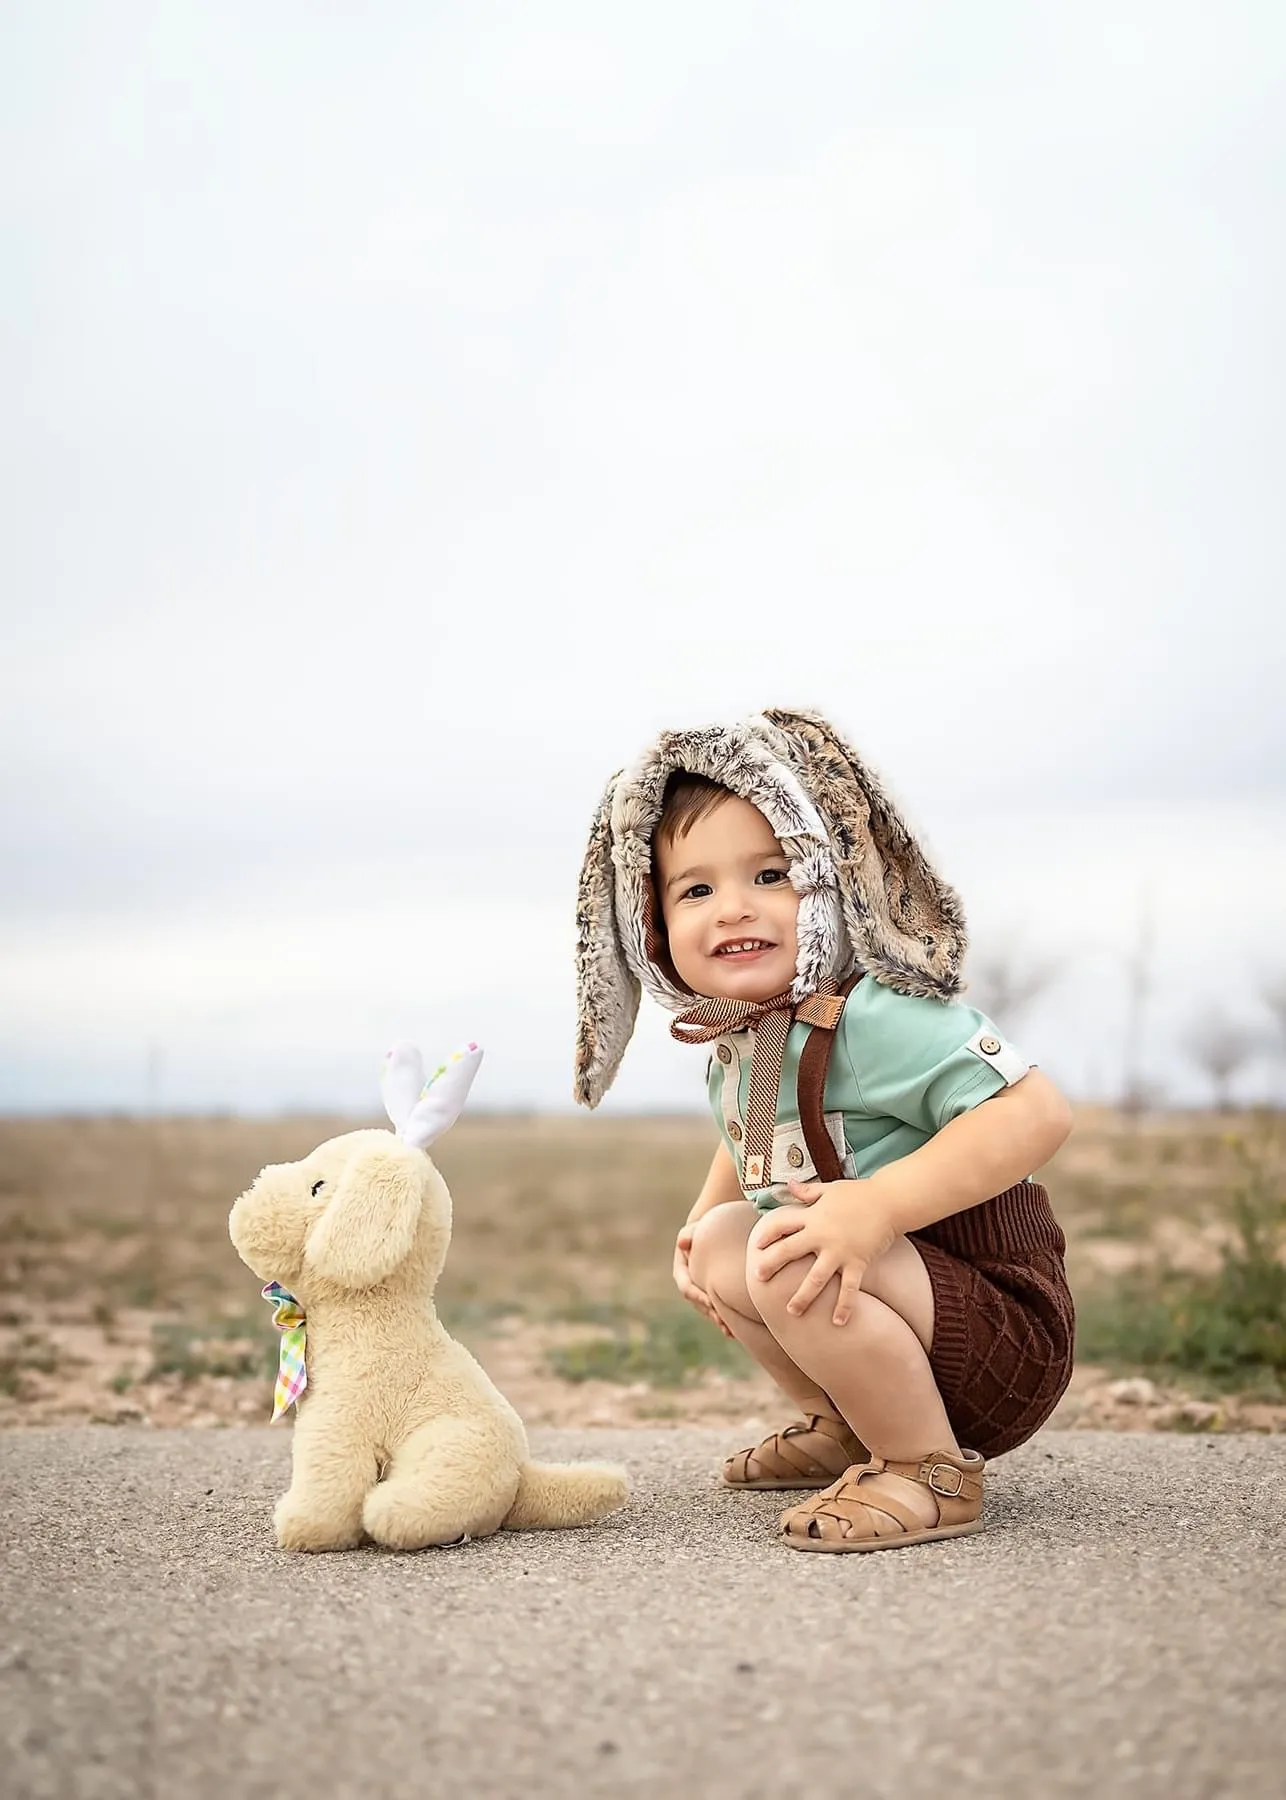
311, 1179, 325, 1197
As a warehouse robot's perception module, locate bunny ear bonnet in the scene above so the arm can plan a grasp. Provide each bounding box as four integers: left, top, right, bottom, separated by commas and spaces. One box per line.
572, 707, 968, 1108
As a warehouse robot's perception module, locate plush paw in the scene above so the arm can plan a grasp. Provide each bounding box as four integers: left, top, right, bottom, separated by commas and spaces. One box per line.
273, 1493, 364, 1553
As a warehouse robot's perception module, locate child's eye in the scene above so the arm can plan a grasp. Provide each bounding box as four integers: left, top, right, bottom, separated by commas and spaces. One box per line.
757, 868, 789, 886
680, 882, 713, 901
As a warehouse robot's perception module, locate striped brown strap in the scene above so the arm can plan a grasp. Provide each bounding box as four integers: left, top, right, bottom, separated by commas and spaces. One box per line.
670, 990, 794, 1046
672, 978, 842, 1196
740, 1004, 791, 1190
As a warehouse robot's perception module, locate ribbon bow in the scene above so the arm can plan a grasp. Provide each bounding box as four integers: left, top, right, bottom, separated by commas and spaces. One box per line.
672, 982, 844, 1195
670, 989, 795, 1047
262, 1281, 307, 1421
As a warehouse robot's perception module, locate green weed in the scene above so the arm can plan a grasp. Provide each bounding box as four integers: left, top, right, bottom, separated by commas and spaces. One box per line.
1078, 1136, 1286, 1395
0, 1340, 61, 1395
436, 1296, 525, 1335
546, 1303, 752, 1387
550, 1298, 634, 1329
148, 1316, 275, 1383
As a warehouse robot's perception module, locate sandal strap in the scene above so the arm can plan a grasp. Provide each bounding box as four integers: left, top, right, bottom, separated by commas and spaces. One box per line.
880, 1453, 984, 1504
818, 1486, 924, 1535
780, 1450, 985, 1544
790, 1413, 859, 1452
731, 1413, 865, 1484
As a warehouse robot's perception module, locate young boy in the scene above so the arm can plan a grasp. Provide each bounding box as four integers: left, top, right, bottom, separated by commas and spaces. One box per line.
573, 707, 1074, 1552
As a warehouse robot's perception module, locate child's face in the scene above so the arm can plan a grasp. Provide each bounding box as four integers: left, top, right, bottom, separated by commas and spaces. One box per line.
654, 795, 800, 1003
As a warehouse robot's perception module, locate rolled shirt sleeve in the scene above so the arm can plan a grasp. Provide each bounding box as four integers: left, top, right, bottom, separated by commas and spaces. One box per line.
838, 980, 1031, 1135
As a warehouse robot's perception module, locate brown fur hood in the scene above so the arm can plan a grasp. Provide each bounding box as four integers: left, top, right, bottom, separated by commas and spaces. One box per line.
573, 707, 968, 1108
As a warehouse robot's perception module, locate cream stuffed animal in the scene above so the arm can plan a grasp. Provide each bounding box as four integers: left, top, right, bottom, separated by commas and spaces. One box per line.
229, 1041, 628, 1552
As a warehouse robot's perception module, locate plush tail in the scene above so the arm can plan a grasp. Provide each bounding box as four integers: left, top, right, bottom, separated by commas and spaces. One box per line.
503, 1461, 628, 1530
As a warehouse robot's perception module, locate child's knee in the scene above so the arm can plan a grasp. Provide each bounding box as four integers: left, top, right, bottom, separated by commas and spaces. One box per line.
748, 1256, 821, 1322
748, 1256, 879, 1340
688, 1203, 752, 1295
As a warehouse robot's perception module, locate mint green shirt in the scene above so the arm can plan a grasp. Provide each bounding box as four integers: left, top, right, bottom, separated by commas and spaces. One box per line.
704, 978, 1031, 1210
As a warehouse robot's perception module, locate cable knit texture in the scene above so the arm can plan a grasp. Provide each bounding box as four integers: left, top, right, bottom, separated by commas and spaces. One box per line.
913, 1182, 1075, 1458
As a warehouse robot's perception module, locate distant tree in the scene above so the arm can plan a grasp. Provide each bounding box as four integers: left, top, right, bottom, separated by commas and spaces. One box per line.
1119, 1074, 1168, 1121
1119, 889, 1155, 1124
967, 949, 1061, 1025
1183, 1014, 1262, 1111
1260, 977, 1286, 1105
1260, 978, 1286, 1050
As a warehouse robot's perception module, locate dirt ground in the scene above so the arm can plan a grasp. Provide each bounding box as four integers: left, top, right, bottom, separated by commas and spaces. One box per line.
2, 1107, 1283, 1436
5, 1309, 1281, 1439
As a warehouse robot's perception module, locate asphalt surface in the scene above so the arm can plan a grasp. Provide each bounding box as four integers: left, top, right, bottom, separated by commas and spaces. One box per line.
2, 1427, 1284, 1799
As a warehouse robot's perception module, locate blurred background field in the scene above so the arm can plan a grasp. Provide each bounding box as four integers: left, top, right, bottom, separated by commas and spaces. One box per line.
5, 11, 1283, 1454
2, 1106, 1282, 1437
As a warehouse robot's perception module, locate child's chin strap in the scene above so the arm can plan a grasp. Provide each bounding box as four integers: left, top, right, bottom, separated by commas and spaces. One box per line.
671, 976, 859, 1196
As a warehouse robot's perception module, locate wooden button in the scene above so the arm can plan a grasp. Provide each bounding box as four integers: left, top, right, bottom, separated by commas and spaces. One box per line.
727, 1121, 742, 1142
786, 1144, 805, 1169
979, 1035, 1001, 1055
717, 1044, 733, 1064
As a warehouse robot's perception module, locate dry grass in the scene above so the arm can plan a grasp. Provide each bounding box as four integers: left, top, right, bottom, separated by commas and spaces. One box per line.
1, 1105, 1283, 1432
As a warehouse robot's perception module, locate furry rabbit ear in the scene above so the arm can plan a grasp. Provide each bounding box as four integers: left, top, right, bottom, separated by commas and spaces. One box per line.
381, 1042, 426, 1133
573, 770, 641, 1109
761, 707, 968, 999
401, 1044, 483, 1150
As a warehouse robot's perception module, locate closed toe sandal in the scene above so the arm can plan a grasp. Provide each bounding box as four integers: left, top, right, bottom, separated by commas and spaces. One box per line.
722, 1412, 869, 1491
778, 1449, 985, 1552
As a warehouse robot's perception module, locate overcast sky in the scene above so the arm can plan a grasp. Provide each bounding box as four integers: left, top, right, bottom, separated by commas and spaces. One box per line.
3, 2, 1284, 1115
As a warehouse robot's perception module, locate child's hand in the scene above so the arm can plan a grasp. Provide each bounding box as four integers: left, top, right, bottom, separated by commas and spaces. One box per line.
673, 1224, 734, 1337
750, 1180, 897, 1327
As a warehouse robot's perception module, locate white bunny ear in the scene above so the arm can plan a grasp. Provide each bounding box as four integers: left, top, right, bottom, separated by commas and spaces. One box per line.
401, 1044, 483, 1150
381, 1042, 427, 1133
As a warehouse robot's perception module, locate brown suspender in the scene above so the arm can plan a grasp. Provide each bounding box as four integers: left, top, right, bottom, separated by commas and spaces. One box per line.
796, 972, 863, 1183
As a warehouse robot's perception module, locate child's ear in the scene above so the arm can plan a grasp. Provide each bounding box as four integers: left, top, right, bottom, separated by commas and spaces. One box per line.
303, 1147, 422, 1289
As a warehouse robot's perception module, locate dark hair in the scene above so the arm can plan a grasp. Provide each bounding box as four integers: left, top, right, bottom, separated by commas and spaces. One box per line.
646, 773, 734, 992
655, 771, 732, 849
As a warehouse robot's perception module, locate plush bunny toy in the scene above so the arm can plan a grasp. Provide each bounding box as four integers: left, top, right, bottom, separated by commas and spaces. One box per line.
229, 1042, 628, 1552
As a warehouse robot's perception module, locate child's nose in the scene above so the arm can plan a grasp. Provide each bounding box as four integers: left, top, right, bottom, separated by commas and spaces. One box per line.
715, 886, 756, 924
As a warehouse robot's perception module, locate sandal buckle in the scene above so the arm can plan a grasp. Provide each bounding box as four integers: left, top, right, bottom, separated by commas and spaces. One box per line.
925, 1462, 965, 1498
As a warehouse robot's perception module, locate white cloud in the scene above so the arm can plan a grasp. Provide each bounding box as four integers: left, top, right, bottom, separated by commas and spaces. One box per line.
2, 2, 1282, 1109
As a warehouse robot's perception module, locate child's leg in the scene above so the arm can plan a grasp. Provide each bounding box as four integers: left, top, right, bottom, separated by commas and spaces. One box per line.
745, 1240, 962, 1532
690, 1205, 954, 1456
687, 1202, 840, 1420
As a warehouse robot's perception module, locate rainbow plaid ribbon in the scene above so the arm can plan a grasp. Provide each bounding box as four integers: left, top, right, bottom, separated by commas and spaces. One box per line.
262, 1281, 307, 1421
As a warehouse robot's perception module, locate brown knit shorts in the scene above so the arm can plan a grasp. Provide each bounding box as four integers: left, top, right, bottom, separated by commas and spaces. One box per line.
911, 1182, 1075, 1459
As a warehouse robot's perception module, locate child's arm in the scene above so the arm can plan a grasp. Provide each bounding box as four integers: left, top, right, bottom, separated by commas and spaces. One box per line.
673, 1140, 744, 1330
685, 1139, 744, 1225
751, 1069, 1072, 1325
853, 1068, 1072, 1235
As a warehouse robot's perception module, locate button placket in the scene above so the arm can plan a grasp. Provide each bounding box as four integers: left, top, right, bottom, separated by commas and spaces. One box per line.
716, 1037, 746, 1173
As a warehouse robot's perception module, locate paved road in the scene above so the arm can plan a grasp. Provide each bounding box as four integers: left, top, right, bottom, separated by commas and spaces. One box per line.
2, 1427, 1283, 1799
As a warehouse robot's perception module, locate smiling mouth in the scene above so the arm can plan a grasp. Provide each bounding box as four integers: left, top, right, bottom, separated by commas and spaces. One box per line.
713, 939, 776, 957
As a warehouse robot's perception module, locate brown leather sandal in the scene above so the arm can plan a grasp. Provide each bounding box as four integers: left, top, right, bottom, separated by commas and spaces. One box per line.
722, 1412, 869, 1491
778, 1448, 985, 1551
